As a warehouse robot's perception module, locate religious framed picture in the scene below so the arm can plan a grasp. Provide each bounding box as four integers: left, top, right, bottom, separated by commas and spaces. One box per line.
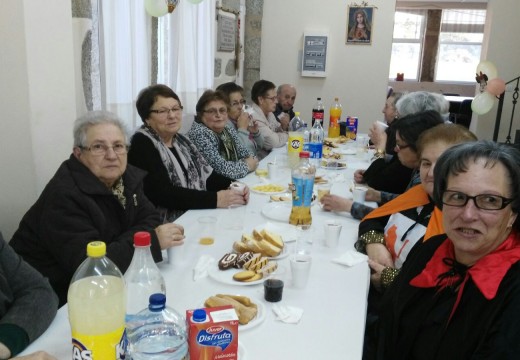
346, 6, 374, 45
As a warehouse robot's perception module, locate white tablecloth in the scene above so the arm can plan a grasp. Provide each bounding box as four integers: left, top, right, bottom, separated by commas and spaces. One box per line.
20, 145, 372, 360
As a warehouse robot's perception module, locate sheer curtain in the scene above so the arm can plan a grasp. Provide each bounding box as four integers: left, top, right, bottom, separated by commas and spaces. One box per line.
157, 0, 216, 115
99, 0, 152, 131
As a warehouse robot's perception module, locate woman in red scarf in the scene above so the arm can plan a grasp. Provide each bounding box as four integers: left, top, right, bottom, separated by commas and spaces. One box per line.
368, 141, 520, 360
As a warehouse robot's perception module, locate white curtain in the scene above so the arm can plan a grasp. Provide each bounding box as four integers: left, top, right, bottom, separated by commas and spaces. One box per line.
157, 0, 216, 115
100, 0, 152, 131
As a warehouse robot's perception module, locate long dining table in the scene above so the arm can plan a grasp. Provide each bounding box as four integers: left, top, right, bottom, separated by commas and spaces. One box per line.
20, 143, 372, 360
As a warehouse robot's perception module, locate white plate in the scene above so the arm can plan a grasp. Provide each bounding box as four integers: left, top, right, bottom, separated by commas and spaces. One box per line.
320, 161, 348, 170
201, 296, 266, 332
253, 221, 298, 243
261, 202, 291, 223
270, 245, 289, 260
333, 148, 356, 155
250, 183, 287, 195
208, 265, 270, 286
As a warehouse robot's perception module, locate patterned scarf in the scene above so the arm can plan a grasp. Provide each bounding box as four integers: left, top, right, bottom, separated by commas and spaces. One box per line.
218, 127, 239, 161
136, 124, 213, 221
111, 177, 126, 209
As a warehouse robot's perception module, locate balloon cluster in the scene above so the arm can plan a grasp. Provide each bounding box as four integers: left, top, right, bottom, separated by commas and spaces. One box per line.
471, 61, 506, 115
144, 0, 180, 17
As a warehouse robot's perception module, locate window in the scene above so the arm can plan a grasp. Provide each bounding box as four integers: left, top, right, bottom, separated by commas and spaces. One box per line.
389, 8, 486, 83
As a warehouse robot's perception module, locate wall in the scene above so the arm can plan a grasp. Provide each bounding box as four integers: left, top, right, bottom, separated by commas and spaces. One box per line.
389, 81, 476, 97
0, 0, 77, 239
259, 0, 397, 133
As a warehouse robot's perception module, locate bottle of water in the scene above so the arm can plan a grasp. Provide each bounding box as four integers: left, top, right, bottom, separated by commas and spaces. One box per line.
289, 111, 305, 131
311, 97, 324, 127
308, 118, 324, 167
302, 123, 310, 152
126, 293, 188, 360
125, 232, 166, 317
68, 241, 126, 359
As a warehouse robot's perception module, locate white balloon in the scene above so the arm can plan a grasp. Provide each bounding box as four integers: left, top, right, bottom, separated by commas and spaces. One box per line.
145, 0, 168, 17
476, 61, 498, 80
471, 92, 495, 115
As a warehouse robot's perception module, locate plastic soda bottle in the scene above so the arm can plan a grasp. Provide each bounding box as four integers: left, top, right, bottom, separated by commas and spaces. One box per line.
328, 97, 342, 138
125, 232, 166, 317
311, 97, 324, 126
287, 112, 304, 169
308, 118, 324, 168
302, 123, 310, 152
289, 151, 316, 225
289, 111, 305, 131
126, 293, 188, 360
68, 241, 126, 360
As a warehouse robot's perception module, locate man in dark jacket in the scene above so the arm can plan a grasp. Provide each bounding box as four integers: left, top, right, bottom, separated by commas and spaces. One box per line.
10, 111, 185, 306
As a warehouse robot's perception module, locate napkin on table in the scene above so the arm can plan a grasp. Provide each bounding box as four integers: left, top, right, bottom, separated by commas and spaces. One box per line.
332, 251, 368, 267
272, 304, 304, 324
193, 255, 215, 281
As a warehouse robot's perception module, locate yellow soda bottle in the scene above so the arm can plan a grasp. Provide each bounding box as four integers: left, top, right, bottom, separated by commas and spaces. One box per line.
289, 151, 316, 225
68, 241, 126, 360
328, 97, 342, 138
287, 112, 304, 169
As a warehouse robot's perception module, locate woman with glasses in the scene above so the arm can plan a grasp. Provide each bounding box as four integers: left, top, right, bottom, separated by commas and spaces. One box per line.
10, 110, 185, 306
250, 80, 289, 159
129, 85, 249, 222
187, 89, 258, 179
216, 82, 264, 157
367, 141, 520, 359
321, 110, 444, 219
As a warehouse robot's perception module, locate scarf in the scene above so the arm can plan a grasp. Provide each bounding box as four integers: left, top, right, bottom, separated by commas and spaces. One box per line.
218, 126, 239, 161
410, 231, 520, 323
362, 184, 444, 242
111, 177, 126, 209
136, 125, 213, 221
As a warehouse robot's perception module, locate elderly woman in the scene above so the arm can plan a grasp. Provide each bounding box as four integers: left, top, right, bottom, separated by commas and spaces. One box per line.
322, 110, 444, 219
368, 141, 520, 359
216, 82, 264, 157
358, 91, 449, 196
250, 80, 289, 159
128, 85, 248, 222
10, 111, 184, 306
187, 90, 258, 179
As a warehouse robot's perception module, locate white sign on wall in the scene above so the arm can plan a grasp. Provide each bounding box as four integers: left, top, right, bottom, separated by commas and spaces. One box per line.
217, 14, 236, 52
301, 32, 328, 77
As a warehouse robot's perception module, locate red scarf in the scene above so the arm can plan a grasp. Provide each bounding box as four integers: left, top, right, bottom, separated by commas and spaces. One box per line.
362, 185, 444, 242
410, 231, 520, 322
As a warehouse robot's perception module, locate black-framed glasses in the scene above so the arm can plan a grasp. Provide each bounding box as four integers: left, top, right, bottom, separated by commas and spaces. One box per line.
150, 106, 183, 117
394, 143, 411, 152
231, 99, 247, 107
203, 108, 228, 116
80, 143, 129, 156
442, 190, 514, 210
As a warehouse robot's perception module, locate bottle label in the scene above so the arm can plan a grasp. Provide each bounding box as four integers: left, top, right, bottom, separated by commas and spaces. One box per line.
312, 110, 324, 121
291, 176, 315, 207
308, 142, 323, 160
72, 326, 126, 360
287, 133, 304, 154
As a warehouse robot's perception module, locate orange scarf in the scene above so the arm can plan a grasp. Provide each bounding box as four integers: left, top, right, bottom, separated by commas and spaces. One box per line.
361, 185, 444, 242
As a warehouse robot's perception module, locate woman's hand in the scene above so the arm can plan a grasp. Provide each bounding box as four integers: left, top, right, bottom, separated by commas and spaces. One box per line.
245, 156, 259, 171
353, 169, 365, 184
278, 113, 290, 131
366, 243, 393, 268
247, 120, 259, 134
217, 189, 247, 208
365, 188, 381, 202
368, 123, 387, 150
155, 223, 185, 250
368, 259, 390, 290
320, 194, 353, 213
237, 111, 250, 131
12, 351, 58, 360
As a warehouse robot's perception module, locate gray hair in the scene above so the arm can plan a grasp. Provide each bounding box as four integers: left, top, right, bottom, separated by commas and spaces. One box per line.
73, 111, 129, 148
396, 91, 449, 119
433, 141, 520, 230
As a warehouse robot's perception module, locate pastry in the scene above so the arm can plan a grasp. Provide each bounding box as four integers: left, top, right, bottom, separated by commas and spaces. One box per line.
204, 294, 258, 325
232, 270, 257, 281
234, 252, 254, 268
218, 253, 238, 270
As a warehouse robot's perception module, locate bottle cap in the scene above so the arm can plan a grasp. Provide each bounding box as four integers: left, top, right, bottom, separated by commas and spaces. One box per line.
87, 241, 106, 258
295, 111, 300, 116
317, 97, 321, 100
299, 151, 310, 158
134, 232, 151, 247
149, 293, 166, 312
193, 309, 207, 322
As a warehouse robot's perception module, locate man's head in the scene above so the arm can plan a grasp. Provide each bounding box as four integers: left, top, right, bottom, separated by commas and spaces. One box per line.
276, 84, 297, 111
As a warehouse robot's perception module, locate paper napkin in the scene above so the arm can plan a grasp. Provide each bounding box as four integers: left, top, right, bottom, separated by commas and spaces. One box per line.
332, 251, 368, 267
193, 255, 215, 281
272, 304, 304, 324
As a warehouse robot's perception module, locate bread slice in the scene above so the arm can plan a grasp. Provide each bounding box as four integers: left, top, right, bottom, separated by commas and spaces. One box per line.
252, 229, 264, 241
258, 239, 282, 257
232, 241, 249, 254
263, 230, 284, 249
241, 233, 255, 243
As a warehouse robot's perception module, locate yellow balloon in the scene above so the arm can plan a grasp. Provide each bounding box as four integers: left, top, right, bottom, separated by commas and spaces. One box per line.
476, 61, 498, 80
145, 0, 168, 17
471, 92, 495, 115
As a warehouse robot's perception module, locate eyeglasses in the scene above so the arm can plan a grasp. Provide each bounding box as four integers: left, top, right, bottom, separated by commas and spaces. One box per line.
203, 108, 228, 116
263, 95, 277, 102
394, 143, 411, 152
80, 143, 129, 156
231, 99, 247, 108
442, 190, 514, 210
150, 106, 183, 117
